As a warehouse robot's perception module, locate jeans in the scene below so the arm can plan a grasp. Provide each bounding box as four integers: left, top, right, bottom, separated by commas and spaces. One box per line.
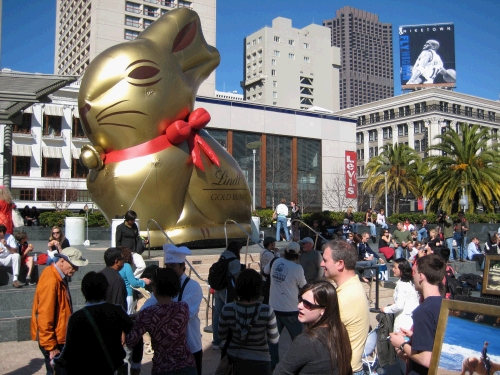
417, 228, 428, 242
379, 222, 388, 230
40, 344, 66, 375
212, 289, 226, 345
276, 216, 290, 241
395, 246, 404, 259
457, 236, 467, 260
270, 312, 303, 367
0, 253, 20, 281
367, 222, 376, 237
356, 260, 378, 278
445, 238, 454, 260
351, 223, 359, 234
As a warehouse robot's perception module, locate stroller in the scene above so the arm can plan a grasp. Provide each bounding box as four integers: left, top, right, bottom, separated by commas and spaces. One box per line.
362, 325, 383, 375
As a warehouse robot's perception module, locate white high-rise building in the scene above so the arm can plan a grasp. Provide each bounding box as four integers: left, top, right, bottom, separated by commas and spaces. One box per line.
242, 17, 340, 111
54, 0, 216, 96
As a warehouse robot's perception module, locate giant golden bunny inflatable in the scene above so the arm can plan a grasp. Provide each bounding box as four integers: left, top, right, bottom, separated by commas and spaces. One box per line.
78, 8, 252, 247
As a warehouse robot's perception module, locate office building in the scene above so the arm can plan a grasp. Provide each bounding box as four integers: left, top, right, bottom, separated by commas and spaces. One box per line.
54, 0, 216, 96
242, 17, 340, 111
323, 6, 394, 109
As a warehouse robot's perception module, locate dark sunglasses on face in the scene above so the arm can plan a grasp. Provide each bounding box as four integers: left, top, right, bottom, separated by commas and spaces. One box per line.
299, 296, 324, 310
52, 231, 60, 235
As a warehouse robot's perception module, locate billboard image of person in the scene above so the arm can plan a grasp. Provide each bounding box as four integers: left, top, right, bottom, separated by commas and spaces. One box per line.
399, 23, 456, 89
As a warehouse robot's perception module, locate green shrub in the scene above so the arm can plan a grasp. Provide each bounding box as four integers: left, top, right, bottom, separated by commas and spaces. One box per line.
39, 211, 73, 227
253, 209, 275, 227
78, 211, 110, 228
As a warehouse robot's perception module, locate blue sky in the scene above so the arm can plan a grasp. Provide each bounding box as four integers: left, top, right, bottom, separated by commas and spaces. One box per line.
1, 0, 499, 101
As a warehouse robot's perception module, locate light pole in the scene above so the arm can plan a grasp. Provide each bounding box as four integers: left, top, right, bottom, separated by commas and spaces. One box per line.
83, 204, 90, 246
384, 171, 388, 216
246, 141, 262, 211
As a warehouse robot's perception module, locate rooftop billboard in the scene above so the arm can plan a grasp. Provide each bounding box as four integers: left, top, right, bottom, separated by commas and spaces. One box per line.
399, 23, 456, 89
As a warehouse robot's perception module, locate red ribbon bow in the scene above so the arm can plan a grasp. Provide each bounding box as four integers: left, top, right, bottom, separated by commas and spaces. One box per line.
103, 108, 220, 171
166, 108, 220, 171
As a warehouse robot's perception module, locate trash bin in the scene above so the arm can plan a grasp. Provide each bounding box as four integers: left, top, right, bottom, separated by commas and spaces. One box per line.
65, 217, 85, 246
251, 216, 260, 243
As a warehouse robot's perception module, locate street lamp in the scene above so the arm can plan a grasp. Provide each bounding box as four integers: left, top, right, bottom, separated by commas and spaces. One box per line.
83, 204, 90, 246
384, 171, 388, 216
246, 141, 262, 211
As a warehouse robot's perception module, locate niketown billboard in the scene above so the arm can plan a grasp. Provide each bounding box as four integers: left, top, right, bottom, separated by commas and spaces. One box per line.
399, 23, 456, 89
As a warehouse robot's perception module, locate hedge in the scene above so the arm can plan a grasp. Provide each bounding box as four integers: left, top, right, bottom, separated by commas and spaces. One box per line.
39, 211, 110, 228
252, 209, 500, 227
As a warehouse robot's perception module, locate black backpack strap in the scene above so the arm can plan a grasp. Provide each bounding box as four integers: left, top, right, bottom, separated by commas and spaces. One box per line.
264, 256, 279, 277
178, 277, 190, 301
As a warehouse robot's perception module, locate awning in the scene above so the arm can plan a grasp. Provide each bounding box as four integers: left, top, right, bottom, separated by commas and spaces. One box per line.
42, 146, 63, 158
12, 144, 32, 157
43, 105, 64, 116
71, 148, 81, 159
23, 106, 33, 114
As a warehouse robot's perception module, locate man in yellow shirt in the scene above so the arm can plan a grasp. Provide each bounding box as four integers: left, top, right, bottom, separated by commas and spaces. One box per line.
321, 240, 370, 375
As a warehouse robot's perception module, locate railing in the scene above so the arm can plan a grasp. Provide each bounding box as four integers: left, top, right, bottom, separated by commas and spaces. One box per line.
358, 104, 500, 126
143, 10, 159, 17
125, 21, 142, 28
125, 6, 141, 14
291, 219, 329, 250
224, 219, 264, 267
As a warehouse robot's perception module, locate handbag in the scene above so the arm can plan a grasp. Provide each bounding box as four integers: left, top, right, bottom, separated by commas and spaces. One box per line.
272, 211, 277, 220
12, 209, 24, 228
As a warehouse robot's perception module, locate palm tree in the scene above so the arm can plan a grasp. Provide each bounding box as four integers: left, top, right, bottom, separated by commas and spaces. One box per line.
363, 143, 423, 214
423, 123, 500, 213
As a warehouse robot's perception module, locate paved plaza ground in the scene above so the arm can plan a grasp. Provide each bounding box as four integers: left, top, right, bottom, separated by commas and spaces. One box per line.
0, 239, 397, 375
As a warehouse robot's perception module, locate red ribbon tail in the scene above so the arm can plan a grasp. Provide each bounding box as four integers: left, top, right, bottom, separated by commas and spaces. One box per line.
196, 135, 220, 168
188, 136, 204, 171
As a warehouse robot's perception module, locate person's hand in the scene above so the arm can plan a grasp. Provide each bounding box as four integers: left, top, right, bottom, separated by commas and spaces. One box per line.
0, 239, 6, 246
368, 255, 374, 260
49, 349, 60, 360
389, 331, 405, 348
400, 327, 413, 338
380, 306, 385, 313
141, 278, 151, 285
379, 258, 385, 264
402, 241, 407, 247
27, 244, 34, 252
121, 331, 126, 346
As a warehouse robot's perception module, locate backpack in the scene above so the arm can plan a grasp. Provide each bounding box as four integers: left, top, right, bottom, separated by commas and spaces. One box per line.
444, 266, 461, 299
261, 256, 278, 304
208, 255, 236, 291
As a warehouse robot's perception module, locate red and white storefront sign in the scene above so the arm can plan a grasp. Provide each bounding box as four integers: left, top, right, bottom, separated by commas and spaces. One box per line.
345, 151, 357, 198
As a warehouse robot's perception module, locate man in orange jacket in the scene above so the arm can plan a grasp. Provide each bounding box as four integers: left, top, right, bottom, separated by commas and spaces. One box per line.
31, 247, 88, 375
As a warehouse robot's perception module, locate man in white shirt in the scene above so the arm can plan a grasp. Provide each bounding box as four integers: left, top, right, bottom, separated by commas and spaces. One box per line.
0, 224, 23, 288
260, 237, 280, 276
275, 198, 290, 241
467, 237, 485, 270
264, 242, 306, 369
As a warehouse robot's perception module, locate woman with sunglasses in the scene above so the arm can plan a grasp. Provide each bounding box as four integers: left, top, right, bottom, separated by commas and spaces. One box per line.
378, 229, 395, 263
46, 226, 70, 266
274, 280, 352, 375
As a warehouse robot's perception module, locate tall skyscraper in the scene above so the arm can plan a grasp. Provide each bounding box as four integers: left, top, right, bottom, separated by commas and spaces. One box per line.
54, 0, 216, 96
242, 17, 340, 111
323, 6, 394, 109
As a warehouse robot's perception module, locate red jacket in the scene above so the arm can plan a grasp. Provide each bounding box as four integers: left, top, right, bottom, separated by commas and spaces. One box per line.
31, 264, 73, 351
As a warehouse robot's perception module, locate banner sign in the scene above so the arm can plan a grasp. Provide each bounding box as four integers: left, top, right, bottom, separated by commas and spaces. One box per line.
345, 151, 357, 198
399, 23, 456, 89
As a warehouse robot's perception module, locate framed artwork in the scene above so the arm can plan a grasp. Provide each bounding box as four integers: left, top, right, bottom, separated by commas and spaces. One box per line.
482, 255, 500, 296
429, 299, 500, 375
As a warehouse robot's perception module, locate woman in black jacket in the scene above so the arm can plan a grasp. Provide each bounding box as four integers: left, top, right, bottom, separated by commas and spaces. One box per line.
115, 210, 147, 277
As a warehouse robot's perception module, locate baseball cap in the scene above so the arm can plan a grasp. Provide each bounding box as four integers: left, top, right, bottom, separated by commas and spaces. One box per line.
54, 247, 89, 267
263, 237, 276, 248
299, 237, 314, 245
285, 242, 300, 254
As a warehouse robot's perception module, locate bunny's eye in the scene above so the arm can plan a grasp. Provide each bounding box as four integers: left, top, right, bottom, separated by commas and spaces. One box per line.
125, 60, 162, 87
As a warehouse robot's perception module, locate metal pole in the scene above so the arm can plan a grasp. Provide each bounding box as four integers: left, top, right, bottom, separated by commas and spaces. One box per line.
252, 148, 256, 212
384, 172, 388, 216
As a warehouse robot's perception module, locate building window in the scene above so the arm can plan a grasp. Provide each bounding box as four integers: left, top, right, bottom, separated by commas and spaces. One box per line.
37, 188, 64, 202
297, 138, 322, 209
14, 113, 32, 133
398, 124, 408, 136
300, 97, 313, 105
369, 148, 373, 158
13, 156, 30, 176
125, 15, 141, 28
439, 101, 449, 112
303, 56, 310, 63
11, 188, 34, 201
300, 77, 313, 85
125, 1, 141, 14
465, 106, 473, 117
273, 81, 277, 88
43, 115, 62, 136
477, 109, 484, 119
368, 130, 377, 141
42, 158, 61, 177
143, 6, 158, 17
71, 158, 89, 178
489, 111, 496, 121
414, 140, 421, 152
274, 50, 280, 56
356, 149, 364, 160
273, 92, 277, 99
143, 19, 153, 28
383, 127, 392, 139
178, 0, 191, 8
252, 39, 256, 46
300, 87, 313, 95
492, 128, 498, 140
356, 132, 364, 144
258, 36, 262, 43
303, 42, 309, 49
289, 39, 294, 46
72, 117, 86, 138
274, 36, 280, 42
271, 69, 276, 76
288, 53, 295, 59
125, 29, 140, 40
271, 59, 276, 66
452, 104, 461, 114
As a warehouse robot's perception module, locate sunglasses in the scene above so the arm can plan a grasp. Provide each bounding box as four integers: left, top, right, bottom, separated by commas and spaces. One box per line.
299, 296, 324, 311
52, 231, 61, 235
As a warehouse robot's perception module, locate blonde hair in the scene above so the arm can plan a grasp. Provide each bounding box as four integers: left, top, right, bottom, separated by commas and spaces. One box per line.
49, 226, 67, 243
429, 229, 436, 238
0, 186, 13, 204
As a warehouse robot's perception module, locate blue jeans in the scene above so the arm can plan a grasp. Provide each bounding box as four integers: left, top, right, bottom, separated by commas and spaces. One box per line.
270, 312, 303, 367
395, 246, 404, 259
367, 222, 376, 237
351, 223, 359, 234
457, 236, 467, 260
212, 289, 226, 345
445, 238, 454, 260
417, 228, 428, 241
276, 216, 290, 241
379, 223, 388, 229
